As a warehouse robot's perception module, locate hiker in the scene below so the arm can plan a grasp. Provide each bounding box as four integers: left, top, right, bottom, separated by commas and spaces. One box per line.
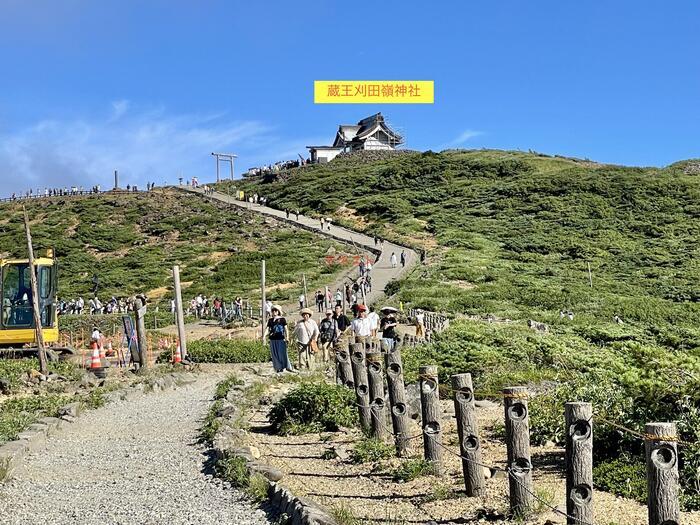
265, 300, 273, 319
365, 274, 373, 292
315, 290, 325, 312
400, 250, 406, 268
90, 326, 102, 345
415, 309, 425, 338
320, 217, 325, 230
285, 209, 290, 219
318, 309, 338, 363
298, 293, 306, 310
295, 210, 300, 220
345, 283, 352, 304
380, 307, 400, 350
334, 288, 343, 307
325, 286, 332, 309
359, 258, 366, 276
367, 306, 380, 339
294, 308, 319, 370
234, 297, 243, 320
333, 305, 351, 335
390, 252, 397, 268
365, 258, 372, 274
265, 305, 294, 373
325, 218, 332, 231
351, 305, 372, 346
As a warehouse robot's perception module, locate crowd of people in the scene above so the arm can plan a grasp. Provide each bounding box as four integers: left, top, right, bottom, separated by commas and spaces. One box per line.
244, 158, 307, 177
6, 183, 159, 201
182, 294, 248, 321
58, 296, 142, 315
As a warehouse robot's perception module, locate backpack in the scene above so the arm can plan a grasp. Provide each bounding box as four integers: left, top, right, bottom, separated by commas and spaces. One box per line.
319, 319, 335, 342
270, 320, 285, 337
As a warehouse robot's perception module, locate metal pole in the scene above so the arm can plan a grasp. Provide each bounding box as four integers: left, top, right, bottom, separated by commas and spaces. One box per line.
22, 206, 48, 374
114, 170, 119, 190
215, 156, 220, 183
230, 158, 234, 180
261, 260, 266, 341
173, 265, 188, 360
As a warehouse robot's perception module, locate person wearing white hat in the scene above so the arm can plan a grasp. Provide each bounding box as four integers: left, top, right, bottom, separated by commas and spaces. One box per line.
294, 308, 319, 369
380, 307, 400, 351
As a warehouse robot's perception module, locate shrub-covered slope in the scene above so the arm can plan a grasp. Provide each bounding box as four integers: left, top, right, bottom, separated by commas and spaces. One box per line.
0, 189, 349, 305
224, 149, 700, 507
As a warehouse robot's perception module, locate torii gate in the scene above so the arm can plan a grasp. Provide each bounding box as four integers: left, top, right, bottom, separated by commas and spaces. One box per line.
211, 152, 238, 182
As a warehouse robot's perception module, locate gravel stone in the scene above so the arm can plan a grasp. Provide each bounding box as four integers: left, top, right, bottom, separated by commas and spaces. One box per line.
0, 375, 272, 525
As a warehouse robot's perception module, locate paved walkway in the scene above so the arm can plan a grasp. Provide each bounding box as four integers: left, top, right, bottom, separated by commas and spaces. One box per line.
181, 187, 418, 308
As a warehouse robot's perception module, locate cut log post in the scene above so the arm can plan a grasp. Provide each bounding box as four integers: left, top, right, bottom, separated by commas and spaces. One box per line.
135, 296, 148, 369
335, 338, 354, 388
452, 373, 485, 496
645, 422, 680, 525
504, 386, 533, 517
366, 350, 387, 440
565, 402, 593, 525
350, 343, 371, 430
172, 265, 187, 360
384, 340, 410, 456
419, 365, 442, 473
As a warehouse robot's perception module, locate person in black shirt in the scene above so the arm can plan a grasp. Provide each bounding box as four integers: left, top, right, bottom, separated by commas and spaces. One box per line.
265, 305, 294, 373
380, 307, 400, 351
333, 305, 351, 334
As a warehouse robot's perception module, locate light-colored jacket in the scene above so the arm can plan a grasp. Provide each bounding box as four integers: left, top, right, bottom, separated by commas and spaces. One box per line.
294, 319, 319, 345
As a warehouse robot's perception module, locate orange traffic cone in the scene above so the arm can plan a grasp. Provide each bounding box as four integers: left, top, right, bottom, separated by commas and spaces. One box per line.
89, 342, 102, 369
106, 340, 114, 357
99, 341, 106, 360
173, 341, 182, 364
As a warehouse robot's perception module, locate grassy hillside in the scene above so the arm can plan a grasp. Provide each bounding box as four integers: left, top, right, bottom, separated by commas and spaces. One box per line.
0, 189, 351, 305
222, 149, 700, 507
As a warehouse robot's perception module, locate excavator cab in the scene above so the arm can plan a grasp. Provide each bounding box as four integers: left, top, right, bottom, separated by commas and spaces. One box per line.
0, 251, 59, 347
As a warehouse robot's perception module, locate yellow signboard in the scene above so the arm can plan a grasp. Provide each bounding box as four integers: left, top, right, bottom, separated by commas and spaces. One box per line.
314, 80, 434, 104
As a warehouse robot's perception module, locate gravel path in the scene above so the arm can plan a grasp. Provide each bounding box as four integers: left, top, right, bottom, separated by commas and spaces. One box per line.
0, 373, 273, 525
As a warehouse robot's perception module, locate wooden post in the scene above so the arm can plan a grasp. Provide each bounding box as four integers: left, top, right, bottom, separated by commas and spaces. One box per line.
504, 386, 533, 516
452, 373, 485, 496
565, 402, 593, 525
135, 296, 148, 369
366, 350, 387, 440
384, 340, 410, 456
172, 265, 187, 360
350, 343, 371, 430
419, 365, 442, 473
261, 260, 266, 341
22, 206, 48, 374
335, 338, 354, 388
645, 422, 680, 525
587, 262, 593, 288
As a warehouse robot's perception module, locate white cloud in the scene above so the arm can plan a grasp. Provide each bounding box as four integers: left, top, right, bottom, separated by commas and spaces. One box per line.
0, 105, 276, 195
451, 129, 483, 144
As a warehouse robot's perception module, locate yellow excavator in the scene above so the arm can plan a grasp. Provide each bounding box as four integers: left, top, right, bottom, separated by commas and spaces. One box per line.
0, 249, 72, 358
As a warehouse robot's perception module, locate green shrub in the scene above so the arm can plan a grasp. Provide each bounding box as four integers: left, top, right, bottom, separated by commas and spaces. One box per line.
593, 456, 646, 503
350, 437, 395, 464
391, 458, 434, 482
200, 399, 224, 444
247, 473, 269, 502
0, 394, 72, 444
187, 339, 269, 364
268, 382, 356, 435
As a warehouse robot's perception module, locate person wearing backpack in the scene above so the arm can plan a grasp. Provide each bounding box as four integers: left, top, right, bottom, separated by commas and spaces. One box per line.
265, 305, 294, 373
318, 310, 338, 363
293, 308, 319, 370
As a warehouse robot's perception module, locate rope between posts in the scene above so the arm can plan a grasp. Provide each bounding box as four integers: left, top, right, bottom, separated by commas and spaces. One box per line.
594, 415, 691, 446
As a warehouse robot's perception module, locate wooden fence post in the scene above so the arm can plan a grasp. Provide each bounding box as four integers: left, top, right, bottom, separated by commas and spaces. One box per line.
335, 338, 354, 388
384, 340, 410, 456
419, 365, 442, 473
504, 386, 533, 516
565, 402, 593, 525
350, 343, 371, 430
366, 350, 387, 440
172, 265, 187, 360
645, 422, 680, 525
135, 296, 148, 369
452, 373, 485, 496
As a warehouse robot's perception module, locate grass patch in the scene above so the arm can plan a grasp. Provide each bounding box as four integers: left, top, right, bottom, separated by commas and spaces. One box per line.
214, 374, 244, 399
0, 394, 72, 444
350, 437, 395, 464
184, 339, 269, 364
391, 458, 434, 482
216, 455, 249, 488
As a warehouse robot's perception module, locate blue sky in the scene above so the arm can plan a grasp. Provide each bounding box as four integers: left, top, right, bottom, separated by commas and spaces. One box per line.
1, 1, 699, 194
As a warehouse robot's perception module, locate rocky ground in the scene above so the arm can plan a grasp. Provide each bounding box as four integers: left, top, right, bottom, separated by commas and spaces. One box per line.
0, 365, 273, 525
232, 365, 700, 525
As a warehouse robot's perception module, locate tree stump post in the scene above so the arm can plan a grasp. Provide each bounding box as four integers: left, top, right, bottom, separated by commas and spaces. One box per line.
335, 338, 354, 388
645, 422, 680, 525
350, 343, 371, 430
565, 402, 593, 525
419, 365, 442, 473
366, 350, 387, 440
384, 340, 410, 456
504, 386, 533, 516
451, 373, 485, 496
